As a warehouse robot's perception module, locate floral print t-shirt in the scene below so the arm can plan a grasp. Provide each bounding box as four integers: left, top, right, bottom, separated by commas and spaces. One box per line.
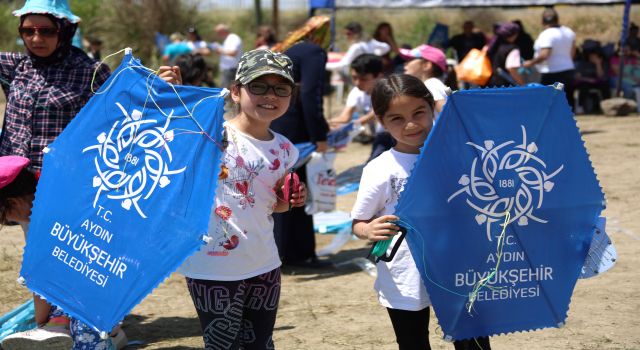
179, 122, 298, 280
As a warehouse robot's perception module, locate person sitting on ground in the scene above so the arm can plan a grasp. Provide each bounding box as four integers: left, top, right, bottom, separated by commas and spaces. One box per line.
626, 22, 640, 57
609, 44, 640, 99
574, 40, 611, 114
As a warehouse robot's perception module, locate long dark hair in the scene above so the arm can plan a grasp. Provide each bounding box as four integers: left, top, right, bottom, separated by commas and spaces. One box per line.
0, 169, 37, 224
371, 74, 434, 118
373, 22, 393, 42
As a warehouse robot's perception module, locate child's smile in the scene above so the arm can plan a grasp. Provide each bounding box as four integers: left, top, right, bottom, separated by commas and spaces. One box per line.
230, 74, 293, 139
381, 95, 434, 154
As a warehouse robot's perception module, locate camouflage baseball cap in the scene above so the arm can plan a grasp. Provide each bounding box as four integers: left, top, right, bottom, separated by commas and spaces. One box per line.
235, 49, 294, 85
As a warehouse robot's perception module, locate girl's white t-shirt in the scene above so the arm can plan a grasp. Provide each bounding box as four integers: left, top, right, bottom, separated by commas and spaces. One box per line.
351, 148, 431, 311
178, 122, 298, 281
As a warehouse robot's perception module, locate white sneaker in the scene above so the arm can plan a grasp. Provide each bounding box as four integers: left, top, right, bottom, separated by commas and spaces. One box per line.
1, 326, 73, 350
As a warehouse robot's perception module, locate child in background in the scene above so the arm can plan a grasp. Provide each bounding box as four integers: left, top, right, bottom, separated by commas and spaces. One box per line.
178, 49, 307, 349
350, 74, 490, 350
331, 54, 394, 161
400, 45, 451, 117
0, 156, 128, 350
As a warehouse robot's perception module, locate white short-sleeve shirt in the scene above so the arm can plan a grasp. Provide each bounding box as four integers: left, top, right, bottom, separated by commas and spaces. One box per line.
178, 123, 298, 281
534, 26, 576, 73
351, 148, 431, 311
220, 33, 243, 70
325, 39, 391, 71
346, 86, 372, 115
424, 77, 448, 102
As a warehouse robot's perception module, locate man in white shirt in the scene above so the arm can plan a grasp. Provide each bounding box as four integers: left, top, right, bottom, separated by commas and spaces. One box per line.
524, 8, 576, 110
213, 23, 243, 88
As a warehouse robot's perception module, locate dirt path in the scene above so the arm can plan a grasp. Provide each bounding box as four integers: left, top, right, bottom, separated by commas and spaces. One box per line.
1, 115, 639, 349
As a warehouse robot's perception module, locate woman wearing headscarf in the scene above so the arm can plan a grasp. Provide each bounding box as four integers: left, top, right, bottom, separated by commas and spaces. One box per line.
486, 22, 525, 87
0, 1, 180, 349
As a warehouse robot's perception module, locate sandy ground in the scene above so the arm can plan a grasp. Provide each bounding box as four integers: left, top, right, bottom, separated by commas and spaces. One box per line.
1, 106, 640, 349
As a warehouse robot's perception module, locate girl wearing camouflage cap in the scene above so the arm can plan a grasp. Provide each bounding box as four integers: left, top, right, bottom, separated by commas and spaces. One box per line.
178, 49, 307, 349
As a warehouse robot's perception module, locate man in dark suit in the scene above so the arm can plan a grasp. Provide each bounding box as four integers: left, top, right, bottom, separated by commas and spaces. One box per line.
271, 40, 331, 267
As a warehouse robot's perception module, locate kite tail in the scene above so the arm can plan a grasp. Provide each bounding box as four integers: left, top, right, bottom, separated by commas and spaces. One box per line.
466, 212, 511, 314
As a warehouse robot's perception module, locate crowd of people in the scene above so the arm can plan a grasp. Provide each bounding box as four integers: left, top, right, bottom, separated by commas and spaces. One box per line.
0, 0, 637, 349
156, 8, 640, 115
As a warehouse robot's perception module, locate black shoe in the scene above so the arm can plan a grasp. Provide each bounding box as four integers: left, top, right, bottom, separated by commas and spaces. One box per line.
286, 257, 334, 269
352, 133, 374, 145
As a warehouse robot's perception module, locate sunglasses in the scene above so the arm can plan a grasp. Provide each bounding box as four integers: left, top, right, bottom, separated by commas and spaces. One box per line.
19, 26, 59, 38
246, 81, 294, 97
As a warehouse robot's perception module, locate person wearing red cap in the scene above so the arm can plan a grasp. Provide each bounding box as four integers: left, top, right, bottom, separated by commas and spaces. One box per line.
399, 45, 452, 116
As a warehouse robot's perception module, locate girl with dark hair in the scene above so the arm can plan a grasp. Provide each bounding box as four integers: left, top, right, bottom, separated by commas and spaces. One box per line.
373, 22, 401, 75
255, 25, 277, 49
0, 157, 37, 226
352, 74, 436, 349
178, 49, 307, 349
351, 75, 491, 349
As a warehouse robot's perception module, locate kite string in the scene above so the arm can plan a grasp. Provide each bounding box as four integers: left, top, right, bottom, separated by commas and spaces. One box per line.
394, 218, 468, 298
88, 48, 230, 196
466, 211, 510, 314
395, 215, 508, 349
90, 48, 227, 148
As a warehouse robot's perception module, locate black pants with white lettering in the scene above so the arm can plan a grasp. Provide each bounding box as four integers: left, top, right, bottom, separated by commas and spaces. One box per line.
386, 307, 491, 350
186, 268, 280, 350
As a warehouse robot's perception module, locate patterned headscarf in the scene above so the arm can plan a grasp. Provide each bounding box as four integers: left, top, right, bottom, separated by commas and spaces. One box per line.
271, 16, 331, 53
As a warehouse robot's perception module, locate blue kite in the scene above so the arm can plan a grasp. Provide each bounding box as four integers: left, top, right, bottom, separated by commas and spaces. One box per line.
394, 84, 605, 341
20, 51, 226, 333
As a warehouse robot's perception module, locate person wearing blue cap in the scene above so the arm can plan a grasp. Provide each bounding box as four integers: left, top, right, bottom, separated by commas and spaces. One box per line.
0, 0, 181, 349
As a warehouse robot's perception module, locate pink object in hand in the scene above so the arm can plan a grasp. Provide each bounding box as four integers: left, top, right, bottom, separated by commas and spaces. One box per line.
282, 171, 300, 206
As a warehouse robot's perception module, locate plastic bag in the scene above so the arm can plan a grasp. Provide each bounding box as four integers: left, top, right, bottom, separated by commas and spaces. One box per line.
455, 48, 492, 86
305, 152, 337, 215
